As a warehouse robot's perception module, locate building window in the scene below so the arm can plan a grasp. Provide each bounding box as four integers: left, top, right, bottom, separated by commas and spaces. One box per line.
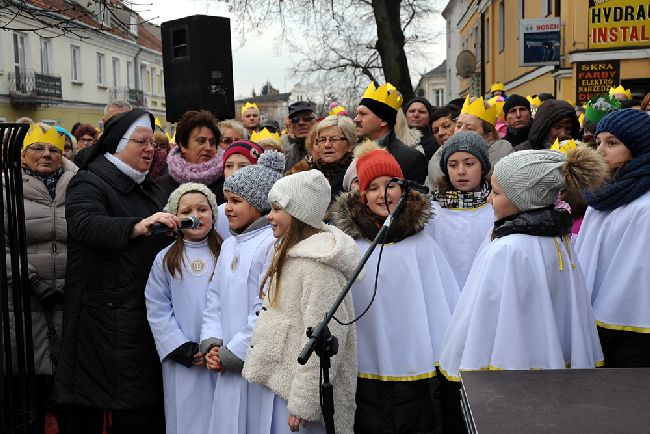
498, 1, 505, 52
70, 45, 81, 82
97, 52, 105, 85
129, 14, 138, 36
151, 67, 156, 95
98, 2, 111, 27
127, 60, 133, 88
160, 71, 164, 96
40, 38, 52, 75
14, 33, 27, 73
140, 64, 147, 91
112, 57, 120, 87
485, 17, 490, 62
434, 89, 444, 106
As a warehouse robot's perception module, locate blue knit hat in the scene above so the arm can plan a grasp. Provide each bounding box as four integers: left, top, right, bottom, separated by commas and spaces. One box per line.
595, 109, 650, 157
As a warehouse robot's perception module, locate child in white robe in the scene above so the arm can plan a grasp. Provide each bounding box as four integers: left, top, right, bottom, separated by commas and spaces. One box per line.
331, 145, 460, 434
575, 109, 650, 367
428, 131, 495, 289
438, 146, 608, 433
145, 183, 223, 434
243, 170, 360, 434
200, 151, 284, 433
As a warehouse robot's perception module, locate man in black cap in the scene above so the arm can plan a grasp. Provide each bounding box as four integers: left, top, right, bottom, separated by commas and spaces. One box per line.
502, 94, 533, 147
260, 119, 280, 134
355, 86, 427, 184
404, 96, 439, 161
281, 100, 317, 170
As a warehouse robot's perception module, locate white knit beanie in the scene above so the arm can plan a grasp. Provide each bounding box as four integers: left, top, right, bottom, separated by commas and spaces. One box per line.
493, 150, 566, 212
268, 169, 330, 229
164, 182, 219, 223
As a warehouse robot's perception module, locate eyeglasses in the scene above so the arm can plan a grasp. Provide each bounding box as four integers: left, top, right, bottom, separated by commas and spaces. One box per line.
78, 138, 95, 144
220, 137, 237, 145
290, 114, 316, 124
194, 136, 217, 146
316, 136, 347, 145
128, 138, 156, 147
27, 145, 62, 155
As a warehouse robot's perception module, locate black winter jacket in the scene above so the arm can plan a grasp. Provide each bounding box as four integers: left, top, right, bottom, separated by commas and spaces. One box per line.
54, 155, 170, 409
514, 100, 580, 151
379, 131, 428, 184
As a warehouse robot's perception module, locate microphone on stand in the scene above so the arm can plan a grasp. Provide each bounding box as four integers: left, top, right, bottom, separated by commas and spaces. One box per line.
149, 215, 200, 234
390, 177, 430, 194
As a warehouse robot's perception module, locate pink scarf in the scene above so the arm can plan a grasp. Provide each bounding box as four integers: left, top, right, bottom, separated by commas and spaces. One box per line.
166, 144, 224, 185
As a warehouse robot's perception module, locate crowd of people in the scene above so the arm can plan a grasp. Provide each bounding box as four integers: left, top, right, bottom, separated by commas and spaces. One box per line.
8, 82, 650, 434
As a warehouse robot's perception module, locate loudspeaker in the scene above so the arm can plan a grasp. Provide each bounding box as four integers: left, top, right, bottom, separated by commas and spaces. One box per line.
161, 15, 235, 122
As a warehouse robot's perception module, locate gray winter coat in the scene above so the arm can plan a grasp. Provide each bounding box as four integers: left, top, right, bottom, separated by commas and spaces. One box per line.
5, 158, 77, 375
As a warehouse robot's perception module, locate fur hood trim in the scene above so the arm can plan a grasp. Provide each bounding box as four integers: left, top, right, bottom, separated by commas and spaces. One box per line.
331, 190, 432, 241
287, 224, 360, 280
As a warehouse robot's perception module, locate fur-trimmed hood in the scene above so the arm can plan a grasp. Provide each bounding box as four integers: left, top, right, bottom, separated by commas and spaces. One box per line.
287, 224, 359, 280
331, 190, 432, 242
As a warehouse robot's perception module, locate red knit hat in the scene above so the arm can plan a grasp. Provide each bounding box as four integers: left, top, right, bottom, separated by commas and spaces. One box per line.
222, 140, 264, 170
356, 149, 403, 194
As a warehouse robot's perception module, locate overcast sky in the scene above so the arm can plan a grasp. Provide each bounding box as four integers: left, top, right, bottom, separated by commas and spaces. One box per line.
142, 0, 445, 100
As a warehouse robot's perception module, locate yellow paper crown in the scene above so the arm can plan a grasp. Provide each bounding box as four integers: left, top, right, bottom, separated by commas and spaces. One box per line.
551, 138, 577, 154
23, 125, 65, 151
155, 117, 162, 127
609, 85, 632, 99
361, 82, 402, 110
526, 95, 543, 107
241, 102, 259, 115
461, 95, 497, 125
578, 113, 585, 126
250, 128, 280, 143
490, 82, 505, 92
329, 105, 348, 116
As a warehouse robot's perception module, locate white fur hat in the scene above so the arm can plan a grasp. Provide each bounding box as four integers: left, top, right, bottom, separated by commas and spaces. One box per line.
268, 169, 330, 229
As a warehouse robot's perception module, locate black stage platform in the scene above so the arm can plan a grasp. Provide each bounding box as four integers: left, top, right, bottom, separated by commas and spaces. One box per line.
460, 368, 650, 434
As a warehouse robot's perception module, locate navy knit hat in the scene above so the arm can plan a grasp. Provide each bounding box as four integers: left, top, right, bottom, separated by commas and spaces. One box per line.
503, 94, 531, 116
596, 108, 650, 157
440, 131, 491, 176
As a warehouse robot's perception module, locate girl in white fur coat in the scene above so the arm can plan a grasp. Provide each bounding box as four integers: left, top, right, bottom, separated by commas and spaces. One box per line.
243, 170, 360, 434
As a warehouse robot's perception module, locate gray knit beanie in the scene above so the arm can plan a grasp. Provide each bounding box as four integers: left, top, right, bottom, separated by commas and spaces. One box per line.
440, 131, 491, 176
268, 169, 330, 229
493, 150, 566, 212
164, 182, 219, 223
223, 150, 285, 213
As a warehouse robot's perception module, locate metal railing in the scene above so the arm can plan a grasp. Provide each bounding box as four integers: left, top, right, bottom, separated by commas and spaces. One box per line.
109, 87, 144, 107
8, 70, 62, 101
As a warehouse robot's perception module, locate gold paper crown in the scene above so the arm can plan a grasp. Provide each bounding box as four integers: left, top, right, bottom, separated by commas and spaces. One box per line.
155, 117, 162, 127
250, 128, 280, 143
361, 82, 402, 110
551, 138, 577, 154
526, 95, 543, 107
241, 102, 259, 114
461, 95, 498, 125
609, 85, 632, 99
578, 113, 585, 126
23, 125, 65, 151
329, 105, 348, 116
490, 82, 505, 92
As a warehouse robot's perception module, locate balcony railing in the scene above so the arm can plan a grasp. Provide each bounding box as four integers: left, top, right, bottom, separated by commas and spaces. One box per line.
109, 87, 144, 107
8, 70, 63, 104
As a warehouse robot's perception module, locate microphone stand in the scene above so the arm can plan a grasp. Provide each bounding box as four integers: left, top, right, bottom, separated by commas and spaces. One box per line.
298, 185, 414, 434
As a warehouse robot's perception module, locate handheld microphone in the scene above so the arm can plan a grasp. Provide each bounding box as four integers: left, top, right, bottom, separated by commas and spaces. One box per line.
149, 215, 200, 234
390, 177, 430, 194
